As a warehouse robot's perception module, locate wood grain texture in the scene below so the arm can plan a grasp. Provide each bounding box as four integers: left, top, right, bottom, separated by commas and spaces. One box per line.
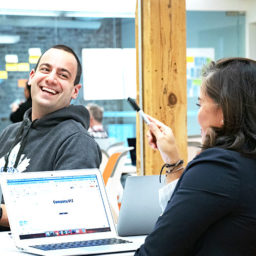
136, 0, 187, 175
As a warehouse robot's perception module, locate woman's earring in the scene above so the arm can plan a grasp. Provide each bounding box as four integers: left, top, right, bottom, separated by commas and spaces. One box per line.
221, 120, 224, 125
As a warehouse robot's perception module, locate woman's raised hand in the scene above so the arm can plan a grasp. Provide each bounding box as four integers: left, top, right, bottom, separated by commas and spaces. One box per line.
146, 116, 180, 164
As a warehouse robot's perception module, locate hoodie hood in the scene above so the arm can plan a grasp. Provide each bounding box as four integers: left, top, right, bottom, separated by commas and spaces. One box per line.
24, 105, 90, 130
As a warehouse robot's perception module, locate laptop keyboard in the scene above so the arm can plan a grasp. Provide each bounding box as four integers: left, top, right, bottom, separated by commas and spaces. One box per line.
31, 238, 131, 251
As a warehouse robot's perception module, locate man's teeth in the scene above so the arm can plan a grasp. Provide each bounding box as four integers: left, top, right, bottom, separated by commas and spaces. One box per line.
42, 87, 57, 95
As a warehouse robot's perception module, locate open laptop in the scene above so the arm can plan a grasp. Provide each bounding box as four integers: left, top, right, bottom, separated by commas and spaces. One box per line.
1, 169, 142, 255
117, 175, 164, 236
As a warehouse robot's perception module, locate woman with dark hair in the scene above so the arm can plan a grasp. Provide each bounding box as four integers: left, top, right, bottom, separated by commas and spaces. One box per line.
135, 58, 256, 255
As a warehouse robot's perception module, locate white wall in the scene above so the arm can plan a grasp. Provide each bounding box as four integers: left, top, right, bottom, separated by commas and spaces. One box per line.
2, 0, 256, 58
2, 0, 252, 16
186, 0, 250, 11
0, 0, 136, 18
186, 0, 256, 58
247, 1, 256, 23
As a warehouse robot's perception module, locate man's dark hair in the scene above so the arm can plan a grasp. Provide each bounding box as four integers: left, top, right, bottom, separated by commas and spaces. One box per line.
34, 45, 82, 85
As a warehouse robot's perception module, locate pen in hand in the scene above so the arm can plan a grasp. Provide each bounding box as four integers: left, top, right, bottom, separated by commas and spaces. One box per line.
127, 97, 151, 125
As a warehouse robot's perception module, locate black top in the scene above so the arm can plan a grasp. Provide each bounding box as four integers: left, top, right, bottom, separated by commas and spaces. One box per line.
135, 147, 256, 256
10, 98, 32, 123
1, 105, 101, 173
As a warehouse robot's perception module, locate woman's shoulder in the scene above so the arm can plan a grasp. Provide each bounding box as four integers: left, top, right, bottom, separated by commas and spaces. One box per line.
181, 147, 243, 194
187, 147, 251, 174
191, 147, 256, 172
189, 147, 243, 167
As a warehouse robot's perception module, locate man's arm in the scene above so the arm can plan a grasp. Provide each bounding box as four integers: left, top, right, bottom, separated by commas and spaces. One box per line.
0, 204, 9, 227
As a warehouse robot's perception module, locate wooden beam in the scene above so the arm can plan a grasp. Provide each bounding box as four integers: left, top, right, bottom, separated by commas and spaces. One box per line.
136, 0, 187, 175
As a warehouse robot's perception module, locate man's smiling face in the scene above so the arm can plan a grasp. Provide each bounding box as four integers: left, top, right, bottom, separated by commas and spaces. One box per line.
29, 48, 81, 120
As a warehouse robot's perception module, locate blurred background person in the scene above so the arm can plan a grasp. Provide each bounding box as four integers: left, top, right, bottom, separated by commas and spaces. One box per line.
10, 81, 32, 123
86, 103, 108, 138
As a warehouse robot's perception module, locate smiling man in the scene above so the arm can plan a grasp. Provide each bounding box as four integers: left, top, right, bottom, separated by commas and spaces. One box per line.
0, 45, 102, 229
30, 46, 82, 121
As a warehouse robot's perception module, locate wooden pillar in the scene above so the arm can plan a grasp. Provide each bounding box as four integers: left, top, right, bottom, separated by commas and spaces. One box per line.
136, 0, 187, 175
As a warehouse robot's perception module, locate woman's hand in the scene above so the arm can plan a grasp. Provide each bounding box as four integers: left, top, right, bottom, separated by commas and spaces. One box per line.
146, 116, 180, 164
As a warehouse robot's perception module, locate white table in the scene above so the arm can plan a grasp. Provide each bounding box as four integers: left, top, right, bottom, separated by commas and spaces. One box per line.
0, 231, 145, 256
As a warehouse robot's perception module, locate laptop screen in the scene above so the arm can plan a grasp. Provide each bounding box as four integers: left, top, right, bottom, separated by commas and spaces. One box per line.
6, 174, 112, 240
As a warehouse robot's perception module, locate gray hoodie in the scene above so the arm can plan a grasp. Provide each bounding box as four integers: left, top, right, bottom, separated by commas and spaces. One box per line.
0, 105, 102, 173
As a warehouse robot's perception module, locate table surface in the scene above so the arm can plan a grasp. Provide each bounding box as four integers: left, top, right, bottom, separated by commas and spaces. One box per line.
0, 231, 145, 256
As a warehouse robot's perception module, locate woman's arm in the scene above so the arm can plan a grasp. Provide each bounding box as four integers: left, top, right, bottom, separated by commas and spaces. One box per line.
135, 148, 240, 256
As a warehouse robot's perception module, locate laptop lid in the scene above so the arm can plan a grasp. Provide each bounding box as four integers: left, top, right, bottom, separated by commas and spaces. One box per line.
117, 175, 164, 236
1, 169, 141, 255
1, 169, 117, 245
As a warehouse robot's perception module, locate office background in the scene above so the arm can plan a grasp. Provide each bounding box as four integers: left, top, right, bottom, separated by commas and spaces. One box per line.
0, 0, 249, 144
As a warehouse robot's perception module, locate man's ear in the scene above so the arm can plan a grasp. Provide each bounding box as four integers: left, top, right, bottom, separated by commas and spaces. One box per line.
28, 69, 35, 85
71, 84, 82, 100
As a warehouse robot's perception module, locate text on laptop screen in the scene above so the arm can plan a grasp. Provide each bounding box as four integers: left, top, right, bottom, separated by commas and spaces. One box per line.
6, 174, 111, 240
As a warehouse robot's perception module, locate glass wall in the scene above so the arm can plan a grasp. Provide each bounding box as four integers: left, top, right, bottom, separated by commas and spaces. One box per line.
0, 9, 246, 141
0, 11, 136, 145
186, 11, 245, 136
